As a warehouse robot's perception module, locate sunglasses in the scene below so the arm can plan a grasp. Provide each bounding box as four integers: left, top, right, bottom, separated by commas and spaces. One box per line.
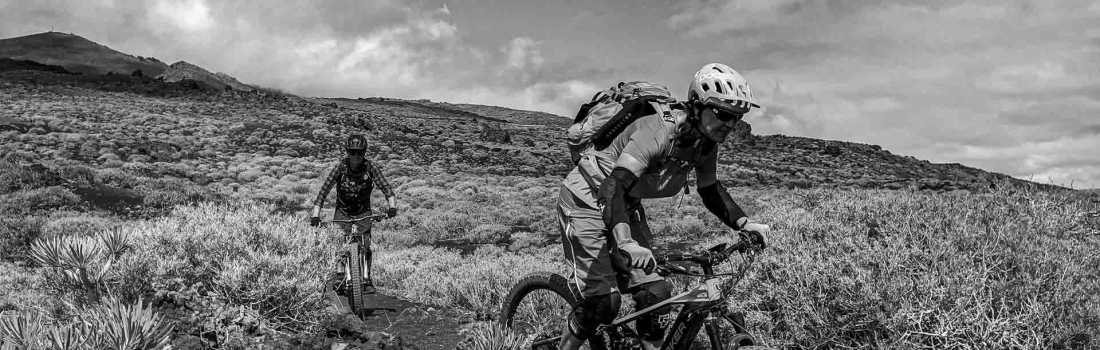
699, 97, 748, 123
711, 108, 744, 123
346, 149, 365, 156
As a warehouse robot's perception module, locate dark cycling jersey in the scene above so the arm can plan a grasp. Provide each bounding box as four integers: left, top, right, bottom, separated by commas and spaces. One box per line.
314, 158, 394, 216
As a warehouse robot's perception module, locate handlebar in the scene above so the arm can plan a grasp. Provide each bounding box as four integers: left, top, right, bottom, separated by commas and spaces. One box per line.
652, 233, 764, 277
329, 213, 391, 223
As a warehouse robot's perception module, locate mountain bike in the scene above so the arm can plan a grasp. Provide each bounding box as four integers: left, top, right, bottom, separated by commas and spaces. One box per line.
322, 212, 389, 319
500, 233, 767, 350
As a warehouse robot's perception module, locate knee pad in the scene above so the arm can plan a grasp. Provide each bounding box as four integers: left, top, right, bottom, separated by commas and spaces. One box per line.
568, 293, 621, 340
632, 280, 674, 341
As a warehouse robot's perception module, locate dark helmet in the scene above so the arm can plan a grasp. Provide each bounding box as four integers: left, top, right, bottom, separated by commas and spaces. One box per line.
345, 134, 368, 150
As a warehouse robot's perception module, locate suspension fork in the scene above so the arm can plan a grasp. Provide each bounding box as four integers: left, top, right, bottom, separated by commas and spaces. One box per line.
341, 234, 367, 279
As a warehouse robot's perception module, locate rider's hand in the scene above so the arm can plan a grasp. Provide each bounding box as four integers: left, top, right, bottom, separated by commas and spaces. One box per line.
310, 216, 321, 227
740, 222, 770, 249
618, 242, 657, 274
386, 207, 398, 218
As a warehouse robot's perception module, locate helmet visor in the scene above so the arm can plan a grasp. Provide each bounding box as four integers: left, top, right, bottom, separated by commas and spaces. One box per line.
701, 96, 753, 115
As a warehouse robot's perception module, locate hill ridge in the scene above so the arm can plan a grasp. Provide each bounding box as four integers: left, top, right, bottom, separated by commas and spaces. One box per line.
0, 31, 168, 76
0, 31, 1075, 192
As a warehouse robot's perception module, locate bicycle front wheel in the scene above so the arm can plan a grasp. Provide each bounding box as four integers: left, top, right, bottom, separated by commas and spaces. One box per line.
347, 242, 366, 319
499, 271, 609, 350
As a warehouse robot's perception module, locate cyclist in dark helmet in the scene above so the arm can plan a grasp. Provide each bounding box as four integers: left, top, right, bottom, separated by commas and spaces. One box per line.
311, 134, 397, 294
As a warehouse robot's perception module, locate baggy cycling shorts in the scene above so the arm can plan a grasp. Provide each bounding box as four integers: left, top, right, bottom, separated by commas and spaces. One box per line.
556, 186, 663, 298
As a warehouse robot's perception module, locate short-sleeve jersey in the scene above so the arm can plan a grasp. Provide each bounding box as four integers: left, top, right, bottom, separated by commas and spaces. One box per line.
562, 109, 716, 209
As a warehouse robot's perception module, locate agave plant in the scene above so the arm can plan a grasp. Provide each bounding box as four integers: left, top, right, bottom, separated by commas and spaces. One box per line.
0, 311, 45, 350
29, 228, 133, 306
0, 298, 173, 350
44, 322, 91, 350
90, 297, 173, 350
100, 227, 131, 259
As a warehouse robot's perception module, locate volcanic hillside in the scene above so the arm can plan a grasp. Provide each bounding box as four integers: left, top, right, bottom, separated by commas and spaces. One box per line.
0, 30, 1069, 197
157, 61, 255, 91
0, 32, 169, 76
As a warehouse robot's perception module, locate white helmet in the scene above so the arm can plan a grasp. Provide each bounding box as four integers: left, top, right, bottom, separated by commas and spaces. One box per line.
687, 63, 760, 113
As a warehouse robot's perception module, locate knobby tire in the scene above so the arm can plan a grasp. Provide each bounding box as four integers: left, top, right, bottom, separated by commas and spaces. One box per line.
499, 271, 610, 350
348, 241, 366, 319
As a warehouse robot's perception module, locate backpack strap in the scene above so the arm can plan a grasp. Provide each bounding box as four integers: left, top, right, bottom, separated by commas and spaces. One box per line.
573, 90, 613, 124
651, 101, 674, 122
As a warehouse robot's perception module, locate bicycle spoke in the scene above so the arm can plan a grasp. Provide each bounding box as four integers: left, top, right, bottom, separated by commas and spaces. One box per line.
510, 288, 571, 338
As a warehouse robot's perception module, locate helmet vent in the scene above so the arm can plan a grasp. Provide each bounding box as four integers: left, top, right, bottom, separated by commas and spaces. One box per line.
712, 67, 724, 73
701, 83, 710, 92
714, 82, 723, 94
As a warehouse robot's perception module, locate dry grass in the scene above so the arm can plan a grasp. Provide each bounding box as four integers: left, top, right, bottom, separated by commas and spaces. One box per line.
3, 78, 1098, 348
377, 182, 1099, 349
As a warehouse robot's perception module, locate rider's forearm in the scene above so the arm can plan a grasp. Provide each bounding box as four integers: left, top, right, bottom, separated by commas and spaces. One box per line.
312, 205, 321, 217
598, 167, 638, 232
698, 181, 748, 230
386, 196, 395, 209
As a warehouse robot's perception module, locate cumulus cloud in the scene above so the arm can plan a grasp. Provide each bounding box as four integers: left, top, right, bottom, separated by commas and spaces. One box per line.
2, 0, 1098, 187
0, 0, 602, 116
667, 0, 809, 36
670, 0, 1100, 188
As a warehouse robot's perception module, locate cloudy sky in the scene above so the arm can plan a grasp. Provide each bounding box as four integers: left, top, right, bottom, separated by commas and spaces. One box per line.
2, 0, 1098, 188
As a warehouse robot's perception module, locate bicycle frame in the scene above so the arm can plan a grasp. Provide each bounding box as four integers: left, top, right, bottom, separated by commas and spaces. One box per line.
528, 274, 743, 350
598, 277, 733, 350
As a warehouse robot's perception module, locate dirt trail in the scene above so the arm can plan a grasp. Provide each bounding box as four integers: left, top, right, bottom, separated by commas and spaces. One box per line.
329, 292, 468, 350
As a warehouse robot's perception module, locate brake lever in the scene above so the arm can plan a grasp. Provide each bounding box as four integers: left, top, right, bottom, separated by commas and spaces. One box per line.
656, 264, 692, 277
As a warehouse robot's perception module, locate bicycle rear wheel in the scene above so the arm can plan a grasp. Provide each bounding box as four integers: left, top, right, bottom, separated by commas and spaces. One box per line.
499, 271, 609, 350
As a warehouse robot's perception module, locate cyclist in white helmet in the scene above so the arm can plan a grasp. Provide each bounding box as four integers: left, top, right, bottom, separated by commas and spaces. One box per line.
556, 63, 772, 350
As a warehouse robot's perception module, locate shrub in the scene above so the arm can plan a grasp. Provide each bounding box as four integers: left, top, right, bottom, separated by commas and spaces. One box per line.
56, 165, 97, 188
39, 215, 119, 239
110, 203, 338, 345
0, 167, 47, 194
374, 245, 563, 321
94, 168, 141, 189
0, 261, 48, 312
723, 187, 1100, 349
0, 186, 81, 215
133, 176, 221, 210
0, 217, 45, 262
468, 224, 511, 244
457, 321, 530, 350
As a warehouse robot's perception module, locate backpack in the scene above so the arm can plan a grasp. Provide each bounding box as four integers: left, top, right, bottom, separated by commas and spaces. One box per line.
565, 81, 682, 164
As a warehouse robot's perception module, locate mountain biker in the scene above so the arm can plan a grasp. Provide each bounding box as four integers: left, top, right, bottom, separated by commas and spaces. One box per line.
555, 63, 772, 350
311, 134, 398, 294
